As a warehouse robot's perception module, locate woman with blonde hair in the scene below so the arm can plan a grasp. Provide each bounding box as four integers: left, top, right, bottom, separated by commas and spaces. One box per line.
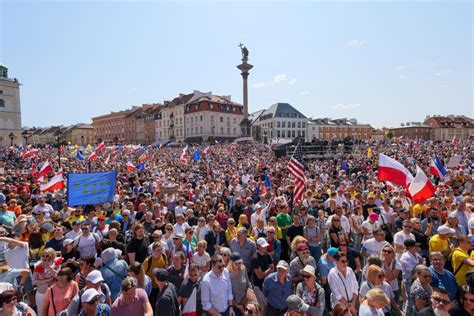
267, 216, 283, 240
359, 288, 390, 316
290, 236, 308, 259
227, 252, 252, 316
225, 218, 238, 243
360, 264, 402, 315
380, 244, 402, 303
32, 247, 58, 313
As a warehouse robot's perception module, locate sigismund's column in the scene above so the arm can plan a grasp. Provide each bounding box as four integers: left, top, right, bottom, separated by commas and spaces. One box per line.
237, 44, 253, 137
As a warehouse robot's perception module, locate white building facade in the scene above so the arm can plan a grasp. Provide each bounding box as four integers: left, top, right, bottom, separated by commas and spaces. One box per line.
0, 65, 22, 146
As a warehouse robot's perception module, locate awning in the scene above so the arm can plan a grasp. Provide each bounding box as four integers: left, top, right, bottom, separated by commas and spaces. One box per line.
184, 137, 203, 144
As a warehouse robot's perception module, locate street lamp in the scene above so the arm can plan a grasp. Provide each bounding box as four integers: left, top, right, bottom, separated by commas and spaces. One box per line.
8, 132, 14, 146
81, 135, 84, 146
54, 130, 61, 168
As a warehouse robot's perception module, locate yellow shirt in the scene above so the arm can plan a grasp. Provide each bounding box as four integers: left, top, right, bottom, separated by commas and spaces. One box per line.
143, 254, 167, 288
412, 204, 423, 218
451, 248, 474, 286
225, 227, 237, 243
429, 234, 450, 254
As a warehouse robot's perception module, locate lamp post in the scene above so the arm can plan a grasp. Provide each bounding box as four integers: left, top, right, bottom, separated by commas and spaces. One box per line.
54, 130, 61, 168
81, 135, 84, 146
8, 132, 14, 146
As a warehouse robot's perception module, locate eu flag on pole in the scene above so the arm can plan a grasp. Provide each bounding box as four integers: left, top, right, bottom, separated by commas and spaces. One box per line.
264, 170, 271, 188
342, 160, 349, 173
193, 150, 201, 162
67, 171, 116, 206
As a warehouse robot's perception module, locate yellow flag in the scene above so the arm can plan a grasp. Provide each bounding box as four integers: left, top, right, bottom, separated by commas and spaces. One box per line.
87, 144, 92, 151
367, 148, 373, 158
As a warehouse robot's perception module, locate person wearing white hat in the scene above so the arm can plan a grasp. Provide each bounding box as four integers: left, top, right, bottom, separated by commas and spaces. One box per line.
251, 237, 274, 290
429, 226, 456, 258
79, 288, 112, 316
263, 260, 292, 315
295, 265, 325, 316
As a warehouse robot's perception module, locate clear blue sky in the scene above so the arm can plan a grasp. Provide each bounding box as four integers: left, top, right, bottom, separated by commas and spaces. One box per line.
1, 0, 472, 128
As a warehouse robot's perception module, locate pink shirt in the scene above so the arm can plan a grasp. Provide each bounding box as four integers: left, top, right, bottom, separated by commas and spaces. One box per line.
110, 288, 149, 316
43, 281, 79, 316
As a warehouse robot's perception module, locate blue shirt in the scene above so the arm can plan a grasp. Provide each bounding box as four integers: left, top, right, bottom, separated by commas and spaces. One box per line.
0, 210, 16, 227
100, 259, 128, 301
318, 256, 335, 278
263, 272, 292, 310
429, 267, 458, 299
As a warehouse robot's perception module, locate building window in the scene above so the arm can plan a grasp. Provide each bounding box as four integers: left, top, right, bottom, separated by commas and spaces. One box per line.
233, 128, 236, 134
200, 116, 203, 121
292, 122, 295, 128
0, 99, 4, 107
220, 117, 224, 122
302, 122, 305, 128
297, 122, 301, 128
220, 127, 224, 134
210, 104, 213, 109
298, 130, 301, 137
227, 128, 230, 134
200, 126, 203, 134
277, 130, 280, 138
302, 131, 305, 137
277, 121, 280, 128
282, 121, 286, 128
292, 130, 296, 137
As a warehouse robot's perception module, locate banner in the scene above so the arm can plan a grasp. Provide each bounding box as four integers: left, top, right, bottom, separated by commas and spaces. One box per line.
67, 171, 116, 206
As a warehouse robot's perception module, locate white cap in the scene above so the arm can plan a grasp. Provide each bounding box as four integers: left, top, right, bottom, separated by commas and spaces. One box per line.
63, 238, 74, 246
438, 226, 456, 235
256, 237, 269, 248
81, 288, 100, 303
85, 270, 104, 284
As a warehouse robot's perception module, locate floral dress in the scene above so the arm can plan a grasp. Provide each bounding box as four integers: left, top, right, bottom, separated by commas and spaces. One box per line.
406, 279, 432, 316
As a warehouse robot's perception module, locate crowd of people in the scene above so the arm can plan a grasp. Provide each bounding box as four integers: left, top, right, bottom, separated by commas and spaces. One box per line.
0, 138, 472, 316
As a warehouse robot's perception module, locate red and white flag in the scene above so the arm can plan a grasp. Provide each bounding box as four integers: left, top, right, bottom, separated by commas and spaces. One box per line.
202, 146, 210, 156
378, 153, 414, 187
126, 161, 136, 171
451, 135, 458, 144
36, 160, 53, 182
40, 169, 64, 192
104, 154, 111, 165
96, 142, 105, 151
87, 151, 97, 161
408, 166, 436, 203
180, 145, 188, 165
21, 149, 39, 159
181, 286, 198, 316
229, 144, 236, 156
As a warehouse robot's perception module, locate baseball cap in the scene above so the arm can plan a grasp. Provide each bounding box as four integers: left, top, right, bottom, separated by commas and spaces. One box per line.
276, 260, 289, 270
327, 247, 339, 257
172, 233, 185, 240
63, 239, 74, 246
287, 295, 310, 313
81, 288, 100, 303
438, 226, 456, 235
154, 268, 169, 281
98, 215, 106, 220
404, 239, 421, 248
230, 252, 243, 264
72, 220, 81, 225
297, 243, 309, 252
256, 237, 269, 248
369, 213, 379, 221
86, 270, 104, 284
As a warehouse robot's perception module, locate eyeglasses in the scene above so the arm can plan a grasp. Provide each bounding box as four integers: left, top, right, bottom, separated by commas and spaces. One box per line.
41, 254, 50, 258
432, 296, 450, 305
267, 231, 275, 234
166, 228, 173, 231
216, 264, 224, 269
303, 274, 313, 279
153, 236, 161, 239
221, 254, 229, 257
383, 249, 394, 254
333, 219, 340, 222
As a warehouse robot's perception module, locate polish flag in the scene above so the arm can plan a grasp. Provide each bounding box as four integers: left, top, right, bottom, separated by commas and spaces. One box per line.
159, 144, 165, 149
96, 142, 105, 151
40, 169, 64, 192
126, 161, 136, 171
30, 164, 37, 178
87, 151, 97, 161
451, 136, 458, 144
180, 145, 188, 165
429, 157, 447, 180
181, 286, 197, 316
229, 144, 236, 156
378, 153, 414, 187
202, 146, 210, 156
21, 149, 39, 159
408, 166, 436, 203
104, 154, 111, 165
36, 161, 53, 182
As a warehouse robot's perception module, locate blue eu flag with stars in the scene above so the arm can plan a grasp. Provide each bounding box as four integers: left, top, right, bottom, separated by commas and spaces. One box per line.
67, 171, 116, 206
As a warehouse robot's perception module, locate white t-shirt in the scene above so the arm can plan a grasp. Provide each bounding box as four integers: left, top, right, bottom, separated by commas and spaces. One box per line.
192, 251, 211, 268
5, 244, 29, 269
173, 222, 190, 235
175, 205, 187, 217
393, 231, 415, 260
361, 238, 389, 258
251, 211, 266, 227
74, 233, 99, 257
33, 203, 54, 218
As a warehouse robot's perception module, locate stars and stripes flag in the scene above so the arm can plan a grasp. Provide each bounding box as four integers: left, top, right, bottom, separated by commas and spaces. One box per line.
287, 141, 306, 205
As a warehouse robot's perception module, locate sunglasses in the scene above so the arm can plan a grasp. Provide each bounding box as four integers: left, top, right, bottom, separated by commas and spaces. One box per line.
422, 275, 432, 279
339, 244, 347, 246
216, 264, 224, 269
432, 296, 450, 305
4, 296, 17, 304
221, 254, 229, 257
383, 249, 393, 254
303, 274, 313, 279
333, 219, 340, 222
86, 298, 99, 305
339, 260, 347, 264
378, 274, 385, 279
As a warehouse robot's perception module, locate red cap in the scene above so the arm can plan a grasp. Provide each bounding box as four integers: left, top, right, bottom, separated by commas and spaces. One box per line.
98, 215, 106, 220
297, 243, 309, 251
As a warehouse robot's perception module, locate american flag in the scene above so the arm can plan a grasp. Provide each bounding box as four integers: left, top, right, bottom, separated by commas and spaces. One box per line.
287, 141, 306, 205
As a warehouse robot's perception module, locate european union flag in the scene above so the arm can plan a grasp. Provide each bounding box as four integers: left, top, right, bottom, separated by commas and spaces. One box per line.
136, 163, 145, 171
342, 160, 348, 173
193, 150, 201, 162
264, 170, 271, 188
67, 171, 116, 206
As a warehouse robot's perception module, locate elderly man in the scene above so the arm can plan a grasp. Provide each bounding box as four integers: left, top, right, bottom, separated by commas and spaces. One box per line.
428, 252, 458, 300
230, 227, 256, 272
263, 260, 292, 316
205, 222, 226, 256
201, 254, 234, 316
289, 242, 317, 285
429, 226, 455, 258
110, 277, 153, 316
418, 287, 452, 316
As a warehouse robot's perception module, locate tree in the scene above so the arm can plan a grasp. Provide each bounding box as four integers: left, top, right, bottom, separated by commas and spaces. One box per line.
385, 132, 394, 139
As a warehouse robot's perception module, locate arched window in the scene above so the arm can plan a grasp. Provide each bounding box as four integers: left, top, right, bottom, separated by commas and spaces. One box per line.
0, 99, 4, 107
